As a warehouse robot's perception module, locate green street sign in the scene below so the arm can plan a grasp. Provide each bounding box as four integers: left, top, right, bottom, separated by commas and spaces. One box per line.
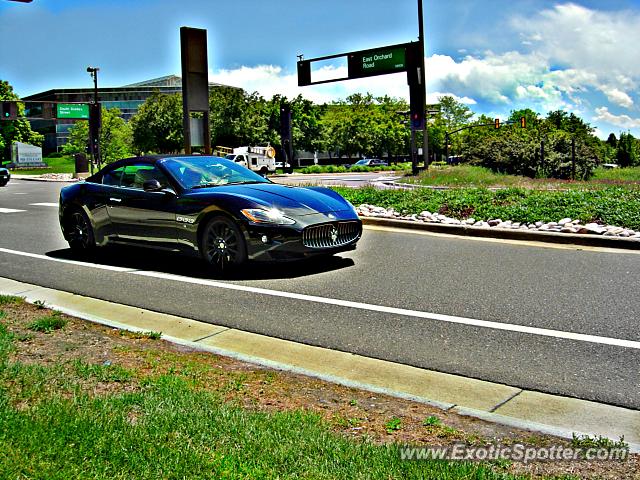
358, 47, 406, 74
347, 42, 411, 79
57, 103, 89, 119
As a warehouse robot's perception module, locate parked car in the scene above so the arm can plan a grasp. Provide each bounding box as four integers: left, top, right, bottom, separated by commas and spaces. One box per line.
59, 155, 362, 272
348, 159, 388, 168
0, 167, 10, 186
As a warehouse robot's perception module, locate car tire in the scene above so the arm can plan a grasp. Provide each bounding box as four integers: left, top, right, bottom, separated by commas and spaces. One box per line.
259, 167, 268, 177
66, 208, 96, 256
200, 216, 247, 272
0, 180, 7, 187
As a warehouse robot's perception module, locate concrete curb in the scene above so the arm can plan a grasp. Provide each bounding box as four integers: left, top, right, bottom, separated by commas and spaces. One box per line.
1, 276, 638, 452
10, 175, 77, 183
361, 217, 640, 250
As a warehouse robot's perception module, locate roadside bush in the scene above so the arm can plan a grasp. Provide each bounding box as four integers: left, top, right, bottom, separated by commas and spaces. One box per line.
466, 130, 598, 180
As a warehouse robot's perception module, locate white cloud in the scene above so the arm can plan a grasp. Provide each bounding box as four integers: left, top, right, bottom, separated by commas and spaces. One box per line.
514, 3, 640, 80
426, 52, 569, 111
204, 3, 640, 137
208, 63, 478, 107
600, 87, 634, 109
594, 107, 640, 129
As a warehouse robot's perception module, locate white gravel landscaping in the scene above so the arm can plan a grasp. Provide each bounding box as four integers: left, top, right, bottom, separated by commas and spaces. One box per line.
356, 204, 640, 240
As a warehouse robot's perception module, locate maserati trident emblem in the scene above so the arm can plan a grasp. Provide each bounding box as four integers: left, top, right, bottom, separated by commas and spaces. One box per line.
330, 227, 338, 244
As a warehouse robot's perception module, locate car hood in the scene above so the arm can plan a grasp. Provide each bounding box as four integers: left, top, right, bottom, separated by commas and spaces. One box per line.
186, 183, 351, 216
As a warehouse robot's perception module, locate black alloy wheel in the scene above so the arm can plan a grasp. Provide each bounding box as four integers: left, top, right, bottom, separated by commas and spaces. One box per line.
67, 209, 96, 255
202, 216, 247, 271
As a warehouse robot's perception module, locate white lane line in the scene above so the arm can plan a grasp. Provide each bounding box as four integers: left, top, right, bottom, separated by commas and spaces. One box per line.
0, 245, 638, 350
0, 247, 137, 273
29, 203, 58, 207
12, 193, 28, 195
133, 270, 640, 350
0, 208, 26, 213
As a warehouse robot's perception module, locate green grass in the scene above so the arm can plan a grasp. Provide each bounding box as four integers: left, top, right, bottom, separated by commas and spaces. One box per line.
0, 319, 526, 479
403, 165, 640, 189
591, 166, 640, 183
571, 433, 629, 452
404, 165, 527, 187
423, 416, 442, 427
119, 330, 163, 340
0, 295, 24, 306
28, 313, 68, 333
334, 185, 640, 230
9, 155, 75, 175
73, 359, 133, 383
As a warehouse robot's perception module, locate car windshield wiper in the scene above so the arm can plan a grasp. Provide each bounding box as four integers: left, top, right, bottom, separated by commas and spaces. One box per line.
190, 180, 268, 189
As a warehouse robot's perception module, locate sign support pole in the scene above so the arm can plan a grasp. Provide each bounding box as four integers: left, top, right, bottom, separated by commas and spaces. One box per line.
418, 0, 428, 170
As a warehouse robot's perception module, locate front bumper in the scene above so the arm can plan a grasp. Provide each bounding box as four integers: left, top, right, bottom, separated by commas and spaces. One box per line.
243, 216, 362, 262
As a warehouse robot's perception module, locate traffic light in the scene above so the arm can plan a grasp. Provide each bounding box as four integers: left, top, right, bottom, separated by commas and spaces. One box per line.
494, 118, 500, 129
406, 43, 425, 130
1, 101, 17, 120
520, 116, 526, 128
411, 111, 423, 130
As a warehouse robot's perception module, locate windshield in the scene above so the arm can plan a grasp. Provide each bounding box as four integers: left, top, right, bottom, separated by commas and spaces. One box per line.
355, 160, 368, 165
161, 156, 270, 189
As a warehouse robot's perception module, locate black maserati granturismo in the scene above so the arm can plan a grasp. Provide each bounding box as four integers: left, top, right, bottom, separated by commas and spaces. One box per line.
59, 155, 362, 271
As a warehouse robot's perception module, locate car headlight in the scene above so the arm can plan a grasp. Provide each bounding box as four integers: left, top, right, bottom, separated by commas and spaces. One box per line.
240, 208, 296, 225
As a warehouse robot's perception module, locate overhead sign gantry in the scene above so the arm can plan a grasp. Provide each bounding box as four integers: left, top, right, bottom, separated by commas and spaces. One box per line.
296, 1, 428, 173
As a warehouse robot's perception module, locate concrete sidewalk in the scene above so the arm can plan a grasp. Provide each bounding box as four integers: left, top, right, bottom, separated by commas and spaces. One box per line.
1, 276, 638, 452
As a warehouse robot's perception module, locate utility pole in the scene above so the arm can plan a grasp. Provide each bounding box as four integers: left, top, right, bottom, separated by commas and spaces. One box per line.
571, 137, 576, 180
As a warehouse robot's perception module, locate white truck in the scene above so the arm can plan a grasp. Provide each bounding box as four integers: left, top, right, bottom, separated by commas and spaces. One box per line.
219, 145, 277, 176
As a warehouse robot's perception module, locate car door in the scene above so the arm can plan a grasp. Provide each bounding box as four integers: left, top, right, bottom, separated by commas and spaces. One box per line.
107, 161, 178, 248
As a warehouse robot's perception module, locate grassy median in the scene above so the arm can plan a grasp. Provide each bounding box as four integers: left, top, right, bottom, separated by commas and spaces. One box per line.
401, 166, 640, 189
0, 295, 536, 480
334, 185, 640, 230
2, 295, 633, 478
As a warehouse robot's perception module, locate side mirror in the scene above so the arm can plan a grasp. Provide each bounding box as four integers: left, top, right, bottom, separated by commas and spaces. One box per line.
142, 179, 162, 192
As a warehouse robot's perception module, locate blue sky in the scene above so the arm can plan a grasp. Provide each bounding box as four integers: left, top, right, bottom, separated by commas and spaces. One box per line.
1, 0, 640, 138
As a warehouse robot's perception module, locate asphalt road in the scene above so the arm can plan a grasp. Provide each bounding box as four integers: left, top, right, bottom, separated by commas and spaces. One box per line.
272, 171, 401, 187
1, 179, 639, 409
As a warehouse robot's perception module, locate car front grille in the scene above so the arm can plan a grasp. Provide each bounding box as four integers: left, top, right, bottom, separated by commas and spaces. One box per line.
302, 221, 361, 249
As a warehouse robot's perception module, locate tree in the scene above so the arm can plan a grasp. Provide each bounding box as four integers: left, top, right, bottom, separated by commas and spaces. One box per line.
374, 96, 409, 162
616, 132, 639, 167
131, 92, 183, 154
63, 107, 133, 164
209, 86, 251, 147
0, 80, 44, 164
432, 96, 474, 156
